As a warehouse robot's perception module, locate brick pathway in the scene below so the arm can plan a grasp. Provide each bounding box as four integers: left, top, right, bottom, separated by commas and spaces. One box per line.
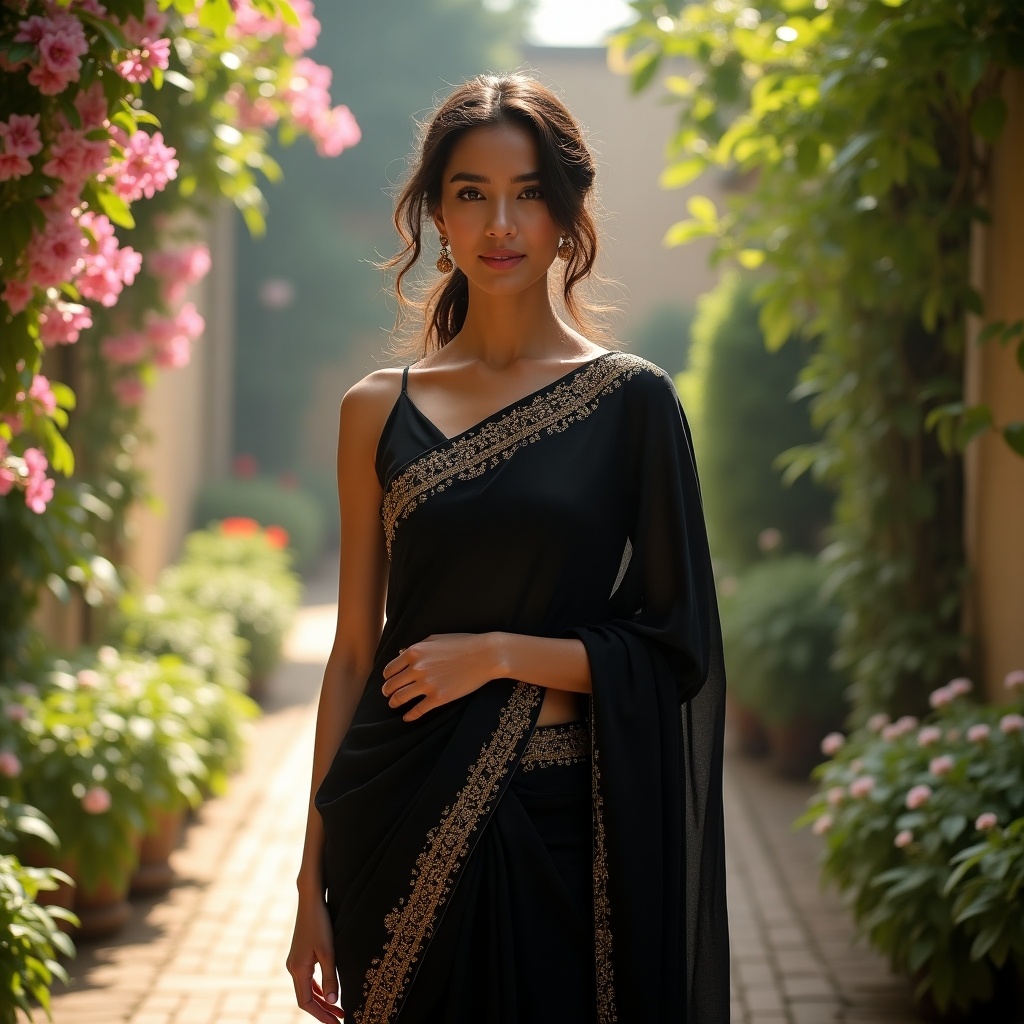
48, 565, 921, 1024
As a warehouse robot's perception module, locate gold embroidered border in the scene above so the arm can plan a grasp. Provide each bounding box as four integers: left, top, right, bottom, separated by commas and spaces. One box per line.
519, 720, 590, 771
592, 706, 618, 1022
355, 682, 543, 1023
380, 352, 662, 557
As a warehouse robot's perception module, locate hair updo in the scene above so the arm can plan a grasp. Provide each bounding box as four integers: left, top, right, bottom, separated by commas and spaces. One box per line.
385, 73, 610, 354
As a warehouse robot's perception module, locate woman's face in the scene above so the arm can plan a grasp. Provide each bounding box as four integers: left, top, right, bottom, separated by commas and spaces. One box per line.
432, 122, 563, 297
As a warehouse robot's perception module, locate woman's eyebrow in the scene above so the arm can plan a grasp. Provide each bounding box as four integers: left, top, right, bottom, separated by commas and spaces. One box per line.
448, 171, 542, 183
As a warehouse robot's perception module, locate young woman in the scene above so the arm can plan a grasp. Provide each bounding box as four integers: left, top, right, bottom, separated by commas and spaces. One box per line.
286, 73, 729, 1023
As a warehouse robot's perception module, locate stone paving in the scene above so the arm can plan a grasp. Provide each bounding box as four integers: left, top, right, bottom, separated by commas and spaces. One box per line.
48, 563, 921, 1024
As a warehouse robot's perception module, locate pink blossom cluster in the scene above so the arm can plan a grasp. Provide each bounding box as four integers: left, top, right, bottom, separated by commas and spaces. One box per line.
82, 785, 112, 814
103, 302, 205, 373
12, 9, 89, 95
231, 0, 321, 56
280, 59, 361, 158
881, 715, 918, 741
148, 243, 212, 305
820, 731, 845, 757
77, 211, 143, 307
928, 676, 973, 710
1006, 669, 1024, 692
905, 784, 932, 810
38, 300, 93, 347
0, 113, 43, 181
0, 751, 22, 778
104, 126, 179, 202
0, 440, 55, 513
116, 7, 171, 84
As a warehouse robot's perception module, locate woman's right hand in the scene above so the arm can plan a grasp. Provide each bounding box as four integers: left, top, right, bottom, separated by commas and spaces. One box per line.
286, 892, 343, 1022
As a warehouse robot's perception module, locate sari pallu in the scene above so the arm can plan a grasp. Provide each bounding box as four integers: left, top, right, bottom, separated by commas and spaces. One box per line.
315, 351, 730, 1023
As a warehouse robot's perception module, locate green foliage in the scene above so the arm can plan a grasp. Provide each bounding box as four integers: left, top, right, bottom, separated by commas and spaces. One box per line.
160, 524, 301, 681
192, 477, 326, 573
719, 554, 846, 727
617, 0, 1024, 716
687, 273, 832, 569
0, 800, 76, 1023
800, 680, 1024, 1016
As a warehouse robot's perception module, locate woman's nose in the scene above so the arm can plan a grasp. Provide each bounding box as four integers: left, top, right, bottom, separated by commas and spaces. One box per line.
486, 198, 517, 237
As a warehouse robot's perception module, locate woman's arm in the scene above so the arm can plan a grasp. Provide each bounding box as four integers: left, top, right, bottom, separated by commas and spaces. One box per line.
287, 374, 394, 1021
381, 631, 591, 722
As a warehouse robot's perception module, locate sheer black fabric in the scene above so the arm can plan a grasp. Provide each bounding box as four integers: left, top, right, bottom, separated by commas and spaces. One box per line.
315, 351, 729, 1023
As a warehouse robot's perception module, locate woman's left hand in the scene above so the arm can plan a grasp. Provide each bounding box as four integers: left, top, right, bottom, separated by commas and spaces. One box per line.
382, 633, 501, 721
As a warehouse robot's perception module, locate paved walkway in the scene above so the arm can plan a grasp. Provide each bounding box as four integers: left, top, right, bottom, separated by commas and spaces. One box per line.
48, 563, 920, 1024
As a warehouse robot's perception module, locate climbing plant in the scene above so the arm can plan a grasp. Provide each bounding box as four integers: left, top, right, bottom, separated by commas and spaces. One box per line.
613, 0, 1024, 718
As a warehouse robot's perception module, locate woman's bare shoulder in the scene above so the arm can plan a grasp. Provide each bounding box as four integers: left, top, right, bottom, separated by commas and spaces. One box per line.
338, 366, 406, 449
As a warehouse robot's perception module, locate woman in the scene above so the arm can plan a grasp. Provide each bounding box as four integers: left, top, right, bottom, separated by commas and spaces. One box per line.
287, 73, 729, 1023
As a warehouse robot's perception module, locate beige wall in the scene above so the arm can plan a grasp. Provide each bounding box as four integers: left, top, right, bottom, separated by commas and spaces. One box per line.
522, 44, 725, 343
964, 69, 1024, 700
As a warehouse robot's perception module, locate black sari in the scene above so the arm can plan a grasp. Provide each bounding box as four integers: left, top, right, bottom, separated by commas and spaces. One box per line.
315, 351, 729, 1023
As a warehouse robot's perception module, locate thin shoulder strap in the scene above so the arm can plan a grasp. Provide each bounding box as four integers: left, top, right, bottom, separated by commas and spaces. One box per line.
401, 364, 410, 395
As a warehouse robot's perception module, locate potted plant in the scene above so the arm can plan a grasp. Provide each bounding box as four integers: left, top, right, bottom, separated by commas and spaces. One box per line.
719, 554, 848, 777
800, 669, 1024, 1020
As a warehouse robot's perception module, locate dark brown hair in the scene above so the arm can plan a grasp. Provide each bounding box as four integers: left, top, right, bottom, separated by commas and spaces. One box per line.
384, 73, 612, 355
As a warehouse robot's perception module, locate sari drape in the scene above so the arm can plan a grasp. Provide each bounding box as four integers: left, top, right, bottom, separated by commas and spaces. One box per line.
315, 350, 729, 1023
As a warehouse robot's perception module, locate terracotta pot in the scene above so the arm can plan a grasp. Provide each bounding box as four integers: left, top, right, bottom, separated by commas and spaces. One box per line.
70, 831, 142, 941
763, 716, 828, 780
131, 805, 186, 895
725, 694, 769, 757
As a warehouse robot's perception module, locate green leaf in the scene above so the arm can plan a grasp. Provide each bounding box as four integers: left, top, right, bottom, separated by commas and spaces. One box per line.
687, 194, 718, 224
955, 404, 993, 448
737, 249, 766, 269
630, 48, 663, 94
660, 158, 706, 189
1003, 422, 1024, 457
198, 0, 234, 33
96, 189, 135, 229
663, 219, 715, 246
971, 97, 1008, 143
796, 136, 820, 175
939, 814, 967, 845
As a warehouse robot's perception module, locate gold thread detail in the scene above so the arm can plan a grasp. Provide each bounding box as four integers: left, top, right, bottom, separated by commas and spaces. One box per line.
380, 352, 663, 557
592, 706, 618, 1022
355, 682, 543, 1023
519, 720, 590, 771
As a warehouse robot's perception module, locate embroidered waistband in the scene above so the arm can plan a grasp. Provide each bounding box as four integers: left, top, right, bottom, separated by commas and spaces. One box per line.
520, 719, 590, 771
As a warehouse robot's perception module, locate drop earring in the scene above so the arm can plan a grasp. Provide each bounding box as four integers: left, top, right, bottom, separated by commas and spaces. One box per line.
436, 235, 453, 274
557, 236, 574, 261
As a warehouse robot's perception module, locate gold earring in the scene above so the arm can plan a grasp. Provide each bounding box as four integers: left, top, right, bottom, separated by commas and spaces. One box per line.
557, 236, 574, 261
436, 235, 453, 274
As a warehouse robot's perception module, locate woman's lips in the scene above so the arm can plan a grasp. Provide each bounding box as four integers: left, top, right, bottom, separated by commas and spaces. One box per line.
479, 251, 525, 270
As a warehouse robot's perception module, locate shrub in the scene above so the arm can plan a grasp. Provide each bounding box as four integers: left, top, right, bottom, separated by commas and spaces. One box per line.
800, 670, 1024, 1017
688, 273, 833, 570
193, 477, 326, 572
116, 591, 249, 692
158, 560, 300, 683
0, 799, 76, 1024
719, 554, 847, 728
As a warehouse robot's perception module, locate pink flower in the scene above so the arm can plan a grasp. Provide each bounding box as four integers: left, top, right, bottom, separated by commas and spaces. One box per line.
0, 151, 31, 180
894, 829, 913, 848
850, 776, 875, 799
999, 713, 1024, 734
102, 331, 149, 365
81, 786, 112, 814
967, 723, 991, 743
812, 813, 833, 836
74, 82, 109, 129
120, 2, 169, 45
1005, 669, 1024, 692
19, 14, 90, 94
947, 677, 973, 698
0, 752, 22, 778
311, 104, 361, 157
41, 127, 110, 186
106, 129, 178, 202
24, 209, 83, 288
77, 211, 142, 307
2, 279, 34, 314
820, 732, 845, 757
905, 784, 932, 810
23, 447, 54, 513
917, 725, 943, 747
27, 375, 57, 415
929, 685, 954, 709
4, 704, 28, 723
929, 754, 955, 777
0, 113, 43, 159
116, 36, 171, 83
975, 812, 998, 831
76, 669, 102, 689
232, 0, 320, 55
112, 375, 146, 406
867, 713, 890, 733
826, 786, 845, 807
38, 301, 92, 347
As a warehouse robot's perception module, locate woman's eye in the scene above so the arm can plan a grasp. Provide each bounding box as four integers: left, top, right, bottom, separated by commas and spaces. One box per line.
520, 187, 544, 200
456, 187, 483, 200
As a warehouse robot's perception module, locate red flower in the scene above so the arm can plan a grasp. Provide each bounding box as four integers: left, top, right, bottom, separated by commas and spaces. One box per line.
221, 516, 259, 536
264, 525, 290, 549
